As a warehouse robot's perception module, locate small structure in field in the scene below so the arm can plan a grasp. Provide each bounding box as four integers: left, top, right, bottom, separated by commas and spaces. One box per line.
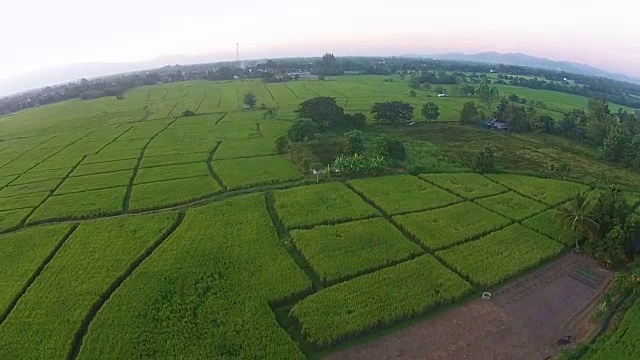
485, 119, 509, 131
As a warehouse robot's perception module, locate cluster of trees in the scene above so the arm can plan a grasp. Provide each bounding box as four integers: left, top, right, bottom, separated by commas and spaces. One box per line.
370, 101, 441, 123
470, 95, 640, 170
312, 53, 343, 77
278, 96, 409, 176
507, 76, 640, 109
555, 188, 640, 267
409, 70, 459, 88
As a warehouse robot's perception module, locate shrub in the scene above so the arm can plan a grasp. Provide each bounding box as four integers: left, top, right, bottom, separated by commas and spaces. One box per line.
376, 136, 406, 163
275, 135, 289, 154
181, 109, 195, 117
471, 143, 495, 173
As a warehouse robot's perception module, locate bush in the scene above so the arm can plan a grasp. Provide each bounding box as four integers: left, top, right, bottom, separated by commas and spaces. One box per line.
409, 90, 417, 97
333, 154, 387, 177
344, 130, 365, 155
275, 135, 289, 154
181, 109, 195, 117
376, 136, 407, 163
471, 143, 495, 173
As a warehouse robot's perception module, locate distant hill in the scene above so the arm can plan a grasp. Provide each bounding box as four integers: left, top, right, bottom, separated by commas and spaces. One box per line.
420, 52, 640, 84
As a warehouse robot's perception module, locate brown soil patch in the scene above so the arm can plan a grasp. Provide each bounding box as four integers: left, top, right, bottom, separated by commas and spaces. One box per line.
326, 253, 611, 360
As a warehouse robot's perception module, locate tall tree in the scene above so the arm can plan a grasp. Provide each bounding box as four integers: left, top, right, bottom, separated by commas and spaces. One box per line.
554, 192, 599, 251
459, 102, 480, 124
478, 81, 499, 112
421, 102, 440, 121
370, 101, 414, 124
294, 97, 345, 127
243, 91, 257, 108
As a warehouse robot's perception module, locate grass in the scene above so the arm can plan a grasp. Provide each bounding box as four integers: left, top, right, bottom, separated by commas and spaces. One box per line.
475, 191, 548, 221
348, 175, 462, 215
290, 218, 422, 284
129, 176, 223, 211
394, 202, 512, 250
274, 182, 380, 229
213, 155, 303, 190
56, 170, 132, 195
436, 224, 565, 287
0, 213, 177, 360
420, 173, 507, 199
134, 162, 209, 184
28, 187, 127, 223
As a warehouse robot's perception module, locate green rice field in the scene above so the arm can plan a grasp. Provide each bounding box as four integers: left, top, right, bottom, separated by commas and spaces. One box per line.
0, 75, 636, 359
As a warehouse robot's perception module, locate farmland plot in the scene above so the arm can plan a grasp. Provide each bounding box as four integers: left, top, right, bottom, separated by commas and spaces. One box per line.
0, 208, 32, 231
129, 176, 223, 211
213, 155, 302, 189
134, 162, 209, 184
522, 209, 573, 245
0, 224, 73, 318
485, 173, 590, 205
436, 224, 564, 287
274, 182, 379, 229
76, 195, 310, 359
475, 192, 548, 221
290, 255, 473, 348
0, 192, 50, 212
394, 202, 511, 250
141, 152, 209, 168
348, 175, 461, 215
213, 138, 276, 160
585, 299, 640, 360
12, 167, 71, 185
290, 218, 421, 284
420, 173, 507, 199
0, 213, 178, 360
28, 187, 127, 223
0, 179, 60, 198
72, 159, 138, 176
56, 170, 132, 195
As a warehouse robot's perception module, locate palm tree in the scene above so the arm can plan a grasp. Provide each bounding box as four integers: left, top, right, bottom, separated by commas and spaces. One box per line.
554, 191, 600, 252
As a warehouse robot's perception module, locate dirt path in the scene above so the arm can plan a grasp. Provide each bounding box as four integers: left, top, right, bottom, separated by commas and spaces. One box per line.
326, 254, 611, 360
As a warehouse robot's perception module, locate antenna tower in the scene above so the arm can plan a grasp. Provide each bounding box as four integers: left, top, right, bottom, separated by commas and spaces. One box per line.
236, 43, 240, 69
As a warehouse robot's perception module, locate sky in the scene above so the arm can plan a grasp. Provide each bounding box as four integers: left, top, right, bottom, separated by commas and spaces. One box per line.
2, 0, 639, 81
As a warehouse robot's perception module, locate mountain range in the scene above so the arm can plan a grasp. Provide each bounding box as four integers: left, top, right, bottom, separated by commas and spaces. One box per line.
424, 52, 640, 84
1, 51, 638, 98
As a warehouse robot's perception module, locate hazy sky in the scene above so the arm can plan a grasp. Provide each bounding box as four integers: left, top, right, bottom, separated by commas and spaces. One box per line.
2, 0, 639, 80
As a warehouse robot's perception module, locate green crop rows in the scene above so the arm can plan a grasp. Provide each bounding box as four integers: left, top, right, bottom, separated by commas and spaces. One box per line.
419, 173, 507, 199
213, 155, 303, 189
348, 175, 461, 215
395, 202, 511, 250
485, 173, 590, 205
290, 218, 421, 284
475, 191, 548, 221
0, 213, 177, 359
290, 255, 472, 348
437, 224, 564, 287
585, 299, 640, 360
75, 195, 311, 359
274, 182, 379, 229
0, 76, 627, 359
